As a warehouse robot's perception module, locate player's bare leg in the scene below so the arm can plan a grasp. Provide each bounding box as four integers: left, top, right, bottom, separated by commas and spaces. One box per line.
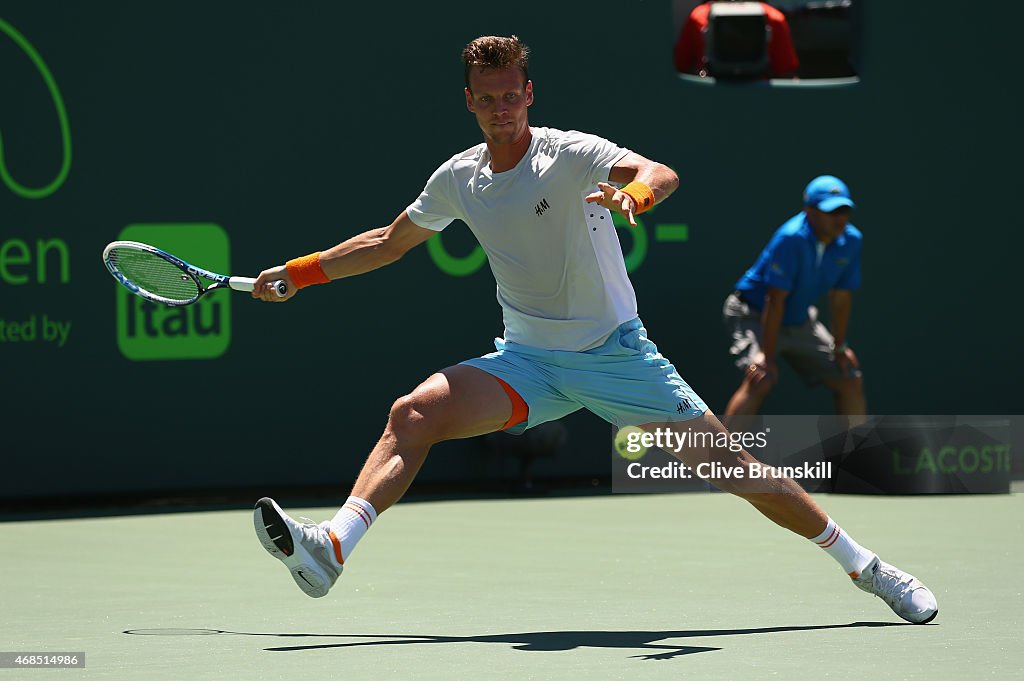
254, 364, 515, 597
351, 364, 514, 512
642, 413, 825, 536
640, 413, 937, 623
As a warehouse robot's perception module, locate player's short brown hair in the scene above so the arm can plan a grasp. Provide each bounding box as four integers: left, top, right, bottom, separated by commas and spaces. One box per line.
462, 35, 530, 91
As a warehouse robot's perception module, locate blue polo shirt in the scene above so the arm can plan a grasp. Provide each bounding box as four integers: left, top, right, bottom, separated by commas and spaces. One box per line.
735, 213, 862, 326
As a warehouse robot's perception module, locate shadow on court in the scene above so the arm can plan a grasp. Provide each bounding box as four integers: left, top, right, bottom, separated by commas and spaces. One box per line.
124, 622, 907, 661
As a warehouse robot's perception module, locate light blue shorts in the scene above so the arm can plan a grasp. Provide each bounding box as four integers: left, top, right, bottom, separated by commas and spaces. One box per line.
461, 318, 708, 434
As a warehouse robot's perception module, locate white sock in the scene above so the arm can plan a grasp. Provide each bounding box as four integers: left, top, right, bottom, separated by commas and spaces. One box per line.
810, 517, 875, 578
327, 496, 378, 565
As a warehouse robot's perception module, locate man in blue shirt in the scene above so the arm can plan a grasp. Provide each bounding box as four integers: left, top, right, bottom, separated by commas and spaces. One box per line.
724, 175, 866, 418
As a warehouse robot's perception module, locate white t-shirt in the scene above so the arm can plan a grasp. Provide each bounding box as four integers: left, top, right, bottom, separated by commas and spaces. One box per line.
406, 127, 638, 351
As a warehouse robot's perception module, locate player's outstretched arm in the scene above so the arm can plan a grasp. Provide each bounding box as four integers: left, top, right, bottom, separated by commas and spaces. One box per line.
585, 152, 679, 227
250, 212, 436, 302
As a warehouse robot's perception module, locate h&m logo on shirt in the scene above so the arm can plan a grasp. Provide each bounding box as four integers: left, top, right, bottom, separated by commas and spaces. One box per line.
534, 198, 550, 217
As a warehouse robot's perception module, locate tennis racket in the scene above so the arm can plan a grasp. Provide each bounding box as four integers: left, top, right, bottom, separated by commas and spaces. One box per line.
102, 240, 286, 306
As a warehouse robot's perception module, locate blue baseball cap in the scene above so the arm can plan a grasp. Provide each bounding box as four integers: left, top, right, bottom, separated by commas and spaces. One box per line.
803, 175, 855, 212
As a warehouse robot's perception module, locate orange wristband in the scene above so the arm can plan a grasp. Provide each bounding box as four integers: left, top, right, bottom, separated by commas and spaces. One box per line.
620, 181, 656, 215
285, 252, 329, 289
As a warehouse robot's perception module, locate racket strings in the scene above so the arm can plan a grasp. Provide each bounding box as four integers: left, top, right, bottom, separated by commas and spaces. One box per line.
108, 247, 200, 302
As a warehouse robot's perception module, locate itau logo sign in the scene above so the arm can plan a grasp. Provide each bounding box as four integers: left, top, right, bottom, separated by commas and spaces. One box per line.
115, 224, 232, 361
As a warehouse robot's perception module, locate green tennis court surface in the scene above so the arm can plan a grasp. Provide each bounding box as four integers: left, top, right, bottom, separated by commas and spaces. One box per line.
2, 490, 1021, 680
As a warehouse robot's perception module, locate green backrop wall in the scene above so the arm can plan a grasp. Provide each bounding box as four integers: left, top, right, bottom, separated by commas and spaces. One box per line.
2, 1, 1021, 499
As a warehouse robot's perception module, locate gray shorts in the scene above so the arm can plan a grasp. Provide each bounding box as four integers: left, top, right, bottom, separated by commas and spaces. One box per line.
723, 292, 862, 387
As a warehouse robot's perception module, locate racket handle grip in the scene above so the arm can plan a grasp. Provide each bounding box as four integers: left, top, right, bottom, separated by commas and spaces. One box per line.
229, 277, 288, 297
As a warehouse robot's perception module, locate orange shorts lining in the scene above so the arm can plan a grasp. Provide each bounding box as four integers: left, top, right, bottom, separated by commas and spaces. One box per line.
492, 376, 529, 430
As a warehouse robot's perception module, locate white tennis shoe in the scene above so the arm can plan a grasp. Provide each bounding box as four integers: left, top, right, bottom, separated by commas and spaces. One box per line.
853, 555, 938, 624
253, 497, 343, 598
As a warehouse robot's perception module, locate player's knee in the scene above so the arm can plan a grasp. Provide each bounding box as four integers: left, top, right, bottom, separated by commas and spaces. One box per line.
698, 449, 781, 499
386, 393, 432, 443
692, 447, 747, 495
707, 462, 755, 496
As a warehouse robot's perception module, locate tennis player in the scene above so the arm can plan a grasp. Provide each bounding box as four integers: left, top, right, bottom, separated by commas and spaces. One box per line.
249, 35, 937, 624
